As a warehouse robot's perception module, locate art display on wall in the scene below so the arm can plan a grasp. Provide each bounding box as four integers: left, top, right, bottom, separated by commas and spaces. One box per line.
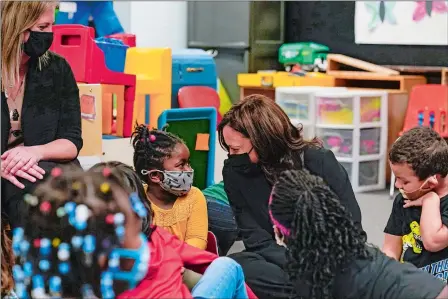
355, 1, 448, 45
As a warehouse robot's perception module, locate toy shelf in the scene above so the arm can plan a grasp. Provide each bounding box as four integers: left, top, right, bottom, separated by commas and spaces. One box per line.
314, 90, 388, 192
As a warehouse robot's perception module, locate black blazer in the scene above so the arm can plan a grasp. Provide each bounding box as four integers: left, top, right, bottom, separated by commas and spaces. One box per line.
1, 52, 83, 228
222, 146, 364, 268
1, 51, 83, 156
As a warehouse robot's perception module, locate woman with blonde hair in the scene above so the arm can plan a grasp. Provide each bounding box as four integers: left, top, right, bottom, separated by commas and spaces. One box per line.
1, 1, 83, 228
217, 94, 363, 299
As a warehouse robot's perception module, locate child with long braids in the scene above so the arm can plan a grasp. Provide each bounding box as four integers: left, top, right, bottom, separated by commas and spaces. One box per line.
11, 167, 256, 299
89, 161, 153, 236
269, 169, 448, 299
131, 124, 208, 250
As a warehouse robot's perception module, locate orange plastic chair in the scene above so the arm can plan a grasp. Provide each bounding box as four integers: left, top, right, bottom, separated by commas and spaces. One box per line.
206, 231, 219, 255
178, 86, 222, 124
390, 84, 448, 197
401, 84, 448, 137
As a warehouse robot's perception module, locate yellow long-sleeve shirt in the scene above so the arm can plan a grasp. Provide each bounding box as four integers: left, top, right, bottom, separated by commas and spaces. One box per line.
150, 186, 208, 250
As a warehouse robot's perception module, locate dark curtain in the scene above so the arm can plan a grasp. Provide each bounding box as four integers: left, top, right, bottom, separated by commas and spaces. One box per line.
285, 1, 448, 67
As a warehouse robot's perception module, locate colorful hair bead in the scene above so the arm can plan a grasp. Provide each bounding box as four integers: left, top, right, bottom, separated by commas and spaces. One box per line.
72, 181, 82, 190
31, 275, 45, 299
82, 235, 96, 266
149, 134, 156, 142
52, 238, 61, 248
57, 243, 70, 261
105, 214, 115, 225
72, 204, 89, 231
71, 235, 83, 249
102, 167, 112, 177
113, 213, 125, 226
58, 262, 70, 275
49, 276, 62, 296
38, 259, 50, 272
23, 194, 38, 206
12, 227, 24, 255
129, 192, 148, 218
100, 271, 115, 299
12, 265, 25, 282
33, 238, 41, 248
56, 207, 66, 218
108, 252, 120, 271
51, 167, 62, 177
100, 182, 111, 194
39, 201, 51, 214
39, 238, 51, 256
19, 240, 30, 257
23, 262, 33, 278
115, 226, 125, 240
64, 202, 76, 215
102, 238, 112, 249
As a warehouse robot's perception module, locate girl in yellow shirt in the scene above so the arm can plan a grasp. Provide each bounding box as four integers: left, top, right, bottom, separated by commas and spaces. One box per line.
131, 125, 208, 250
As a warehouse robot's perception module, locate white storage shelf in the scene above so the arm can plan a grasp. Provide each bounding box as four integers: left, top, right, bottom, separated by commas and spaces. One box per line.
314, 90, 388, 192
276, 86, 347, 141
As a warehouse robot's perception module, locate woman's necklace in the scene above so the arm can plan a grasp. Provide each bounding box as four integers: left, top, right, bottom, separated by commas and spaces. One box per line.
5, 68, 26, 121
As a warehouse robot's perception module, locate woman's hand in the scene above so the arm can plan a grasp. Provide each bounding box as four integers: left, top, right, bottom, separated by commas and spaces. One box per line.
1, 164, 45, 189
1, 146, 43, 176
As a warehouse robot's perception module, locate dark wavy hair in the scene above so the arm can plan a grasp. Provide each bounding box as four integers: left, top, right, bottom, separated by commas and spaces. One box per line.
217, 94, 321, 184
270, 170, 371, 299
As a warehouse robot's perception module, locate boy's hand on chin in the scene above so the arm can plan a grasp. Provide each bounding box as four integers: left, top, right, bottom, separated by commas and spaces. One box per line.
403, 191, 439, 208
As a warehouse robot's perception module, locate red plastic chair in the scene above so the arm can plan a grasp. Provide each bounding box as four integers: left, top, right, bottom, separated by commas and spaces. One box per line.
401, 84, 448, 138
206, 231, 219, 255
178, 86, 222, 125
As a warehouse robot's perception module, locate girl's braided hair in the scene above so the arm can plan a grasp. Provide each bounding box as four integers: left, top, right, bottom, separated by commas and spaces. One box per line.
89, 161, 153, 237
13, 167, 144, 298
131, 124, 185, 182
270, 170, 371, 299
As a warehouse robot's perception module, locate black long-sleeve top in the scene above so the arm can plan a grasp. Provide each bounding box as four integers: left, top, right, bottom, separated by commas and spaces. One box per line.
222, 146, 365, 267
1, 51, 83, 156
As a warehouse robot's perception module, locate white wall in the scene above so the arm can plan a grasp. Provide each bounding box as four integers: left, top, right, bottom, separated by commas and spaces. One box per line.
114, 1, 187, 49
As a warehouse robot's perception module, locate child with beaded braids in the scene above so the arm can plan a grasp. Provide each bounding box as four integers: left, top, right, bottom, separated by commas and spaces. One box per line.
269, 170, 448, 299
12, 166, 257, 299
131, 124, 208, 250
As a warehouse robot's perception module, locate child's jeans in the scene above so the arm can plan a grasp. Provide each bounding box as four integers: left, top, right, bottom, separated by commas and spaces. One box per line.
191, 257, 249, 299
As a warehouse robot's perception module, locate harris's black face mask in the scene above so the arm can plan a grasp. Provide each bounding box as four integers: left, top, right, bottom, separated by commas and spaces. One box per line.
23, 30, 54, 59
227, 147, 254, 163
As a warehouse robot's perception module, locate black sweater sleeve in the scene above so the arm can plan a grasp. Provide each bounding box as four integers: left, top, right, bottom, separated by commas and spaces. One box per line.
223, 172, 287, 267
305, 148, 364, 232
56, 57, 83, 154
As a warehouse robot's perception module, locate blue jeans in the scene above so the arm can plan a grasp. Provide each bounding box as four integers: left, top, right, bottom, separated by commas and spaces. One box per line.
206, 197, 239, 255
191, 257, 249, 299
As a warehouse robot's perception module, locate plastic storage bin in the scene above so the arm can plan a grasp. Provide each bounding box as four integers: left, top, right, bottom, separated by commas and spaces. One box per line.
317, 128, 353, 157
314, 90, 388, 192
276, 87, 348, 142
95, 37, 129, 73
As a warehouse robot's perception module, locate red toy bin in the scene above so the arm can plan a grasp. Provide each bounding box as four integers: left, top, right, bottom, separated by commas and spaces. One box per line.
106, 33, 137, 47
51, 25, 136, 137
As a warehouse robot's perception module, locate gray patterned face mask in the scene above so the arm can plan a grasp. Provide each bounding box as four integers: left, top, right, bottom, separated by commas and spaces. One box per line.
142, 169, 194, 197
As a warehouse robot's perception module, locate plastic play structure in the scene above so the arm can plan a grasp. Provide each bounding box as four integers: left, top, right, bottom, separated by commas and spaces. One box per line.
158, 108, 217, 190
